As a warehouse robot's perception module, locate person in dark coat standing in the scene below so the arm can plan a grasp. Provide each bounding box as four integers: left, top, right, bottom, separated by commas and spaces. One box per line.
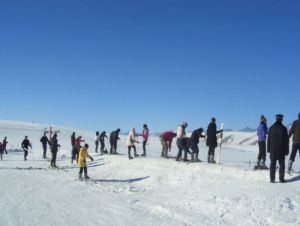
287, 112, 300, 173
189, 128, 205, 162
109, 129, 120, 154
267, 114, 289, 183
40, 133, 50, 159
22, 136, 32, 161
99, 131, 108, 155
50, 133, 61, 167
206, 118, 223, 163
95, 131, 100, 153
2, 137, 8, 154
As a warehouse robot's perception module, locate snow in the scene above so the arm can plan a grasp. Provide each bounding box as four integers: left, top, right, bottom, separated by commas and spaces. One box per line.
0, 120, 300, 226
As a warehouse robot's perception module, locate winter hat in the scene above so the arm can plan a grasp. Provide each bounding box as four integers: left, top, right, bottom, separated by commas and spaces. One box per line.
298, 112, 300, 119
182, 122, 188, 127
260, 115, 267, 123
276, 114, 284, 122
84, 144, 89, 148
211, 117, 216, 123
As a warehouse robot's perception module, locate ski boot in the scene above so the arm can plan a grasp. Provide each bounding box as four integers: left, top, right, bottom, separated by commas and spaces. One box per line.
128, 155, 133, 160
84, 174, 90, 180
207, 155, 211, 163
287, 160, 293, 174
253, 160, 261, 170
260, 160, 269, 170
210, 156, 216, 164
78, 174, 83, 181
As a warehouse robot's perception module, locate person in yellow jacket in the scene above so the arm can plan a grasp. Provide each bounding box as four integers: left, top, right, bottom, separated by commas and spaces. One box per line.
78, 144, 94, 180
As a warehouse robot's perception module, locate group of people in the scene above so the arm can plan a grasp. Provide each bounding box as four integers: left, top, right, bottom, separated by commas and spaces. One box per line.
1, 112, 300, 183
255, 113, 300, 183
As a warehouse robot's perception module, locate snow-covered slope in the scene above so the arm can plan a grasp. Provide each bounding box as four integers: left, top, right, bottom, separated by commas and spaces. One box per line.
0, 120, 299, 226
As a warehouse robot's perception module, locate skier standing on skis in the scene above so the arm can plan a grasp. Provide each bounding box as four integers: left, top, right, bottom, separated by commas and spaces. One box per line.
176, 122, 190, 162
287, 112, 300, 173
127, 128, 138, 160
2, 137, 8, 154
109, 128, 120, 154
21, 136, 32, 161
159, 131, 177, 158
99, 131, 108, 154
141, 124, 149, 157
78, 144, 94, 180
255, 115, 268, 169
95, 131, 100, 153
189, 128, 205, 162
50, 133, 61, 167
40, 132, 50, 159
267, 114, 289, 183
206, 117, 223, 163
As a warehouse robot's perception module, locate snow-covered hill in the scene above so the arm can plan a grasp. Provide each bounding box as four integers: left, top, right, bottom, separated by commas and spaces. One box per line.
0, 120, 299, 226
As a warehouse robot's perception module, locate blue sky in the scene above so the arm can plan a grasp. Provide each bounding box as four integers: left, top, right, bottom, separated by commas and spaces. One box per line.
0, 0, 299, 132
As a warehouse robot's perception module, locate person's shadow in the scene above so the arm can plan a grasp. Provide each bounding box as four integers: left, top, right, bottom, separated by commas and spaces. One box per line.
287, 175, 300, 183
91, 176, 150, 184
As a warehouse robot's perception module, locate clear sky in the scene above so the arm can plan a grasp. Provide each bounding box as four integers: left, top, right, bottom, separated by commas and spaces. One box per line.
0, 0, 299, 132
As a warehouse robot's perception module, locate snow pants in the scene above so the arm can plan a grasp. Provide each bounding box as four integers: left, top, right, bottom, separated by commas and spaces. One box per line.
257, 141, 266, 162
100, 140, 105, 153
270, 157, 285, 182
110, 142, 118, 154
176, 139, 189, 161
79, 167, 88, 176
42, 144, 47, 159
51, 150, 57, 166
289, 143, 300, 162
128, 145, 137, 157
142, 140, 147, 155
207, 145, 216, 157
24, 149, 28, 160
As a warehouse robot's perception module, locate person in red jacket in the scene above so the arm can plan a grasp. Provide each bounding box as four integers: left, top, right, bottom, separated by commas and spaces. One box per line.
159, 131, 177, 158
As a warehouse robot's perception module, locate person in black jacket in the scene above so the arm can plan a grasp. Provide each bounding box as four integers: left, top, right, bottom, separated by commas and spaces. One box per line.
40, 133, 50, 159
109, 129, 120, 154
206, 118, 222, 163
100, 131, 108, 155
22, 136, 32, 161
50, 133, 61, 167
2, 137, 8, 154
189, 128, 205, 162
267, 114, 289, 183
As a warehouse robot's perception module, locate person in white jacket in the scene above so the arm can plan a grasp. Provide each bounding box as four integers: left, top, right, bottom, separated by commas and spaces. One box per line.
127, 128, 138, 160
176, 122, 190, 161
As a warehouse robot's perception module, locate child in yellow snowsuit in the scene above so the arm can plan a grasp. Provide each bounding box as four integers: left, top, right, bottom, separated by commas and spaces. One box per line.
78, 144, 94, 180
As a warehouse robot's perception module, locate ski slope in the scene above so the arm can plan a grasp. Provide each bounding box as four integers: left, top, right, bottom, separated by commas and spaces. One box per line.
0, 120, 300, 226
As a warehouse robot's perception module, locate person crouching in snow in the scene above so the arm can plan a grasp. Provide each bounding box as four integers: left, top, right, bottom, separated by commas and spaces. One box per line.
78, 144, 94, 180
127, 128, 138, 160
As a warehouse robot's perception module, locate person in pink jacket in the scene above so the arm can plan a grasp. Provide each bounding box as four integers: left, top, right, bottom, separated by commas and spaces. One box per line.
127, 128, 138, 160
141, 124, 149, 157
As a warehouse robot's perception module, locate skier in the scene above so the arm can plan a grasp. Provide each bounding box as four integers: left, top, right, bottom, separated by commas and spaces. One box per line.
40, 132, 50, 159
206, 118, 223, 163
254, 115, 268, 169
109, 128, 121, 154
267, 114, 289, 183
159, 131, 177, 158
0, 142, 3, 160
72, 136, 85, 163
176, 122, 190, 162
78, 143, 94, 180
99, 131, 108, 154
287, 112, 300, 173
189, 128, 205, 162
50, 133, 61, 167
141, 124, 149, 157
2, 137, 8, 154
95, 131, 100, 153
21, 136, 32, 161
127, 128, 138, 160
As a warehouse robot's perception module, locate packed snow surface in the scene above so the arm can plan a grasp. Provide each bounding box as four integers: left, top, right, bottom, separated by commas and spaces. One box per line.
0, 120, 300, 226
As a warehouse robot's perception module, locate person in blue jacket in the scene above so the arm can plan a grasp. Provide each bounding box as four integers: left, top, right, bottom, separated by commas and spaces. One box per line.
255, 115, 268, 169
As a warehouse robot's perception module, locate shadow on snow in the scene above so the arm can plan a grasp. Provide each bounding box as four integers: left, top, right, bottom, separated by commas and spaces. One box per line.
91, 176, 150, 184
